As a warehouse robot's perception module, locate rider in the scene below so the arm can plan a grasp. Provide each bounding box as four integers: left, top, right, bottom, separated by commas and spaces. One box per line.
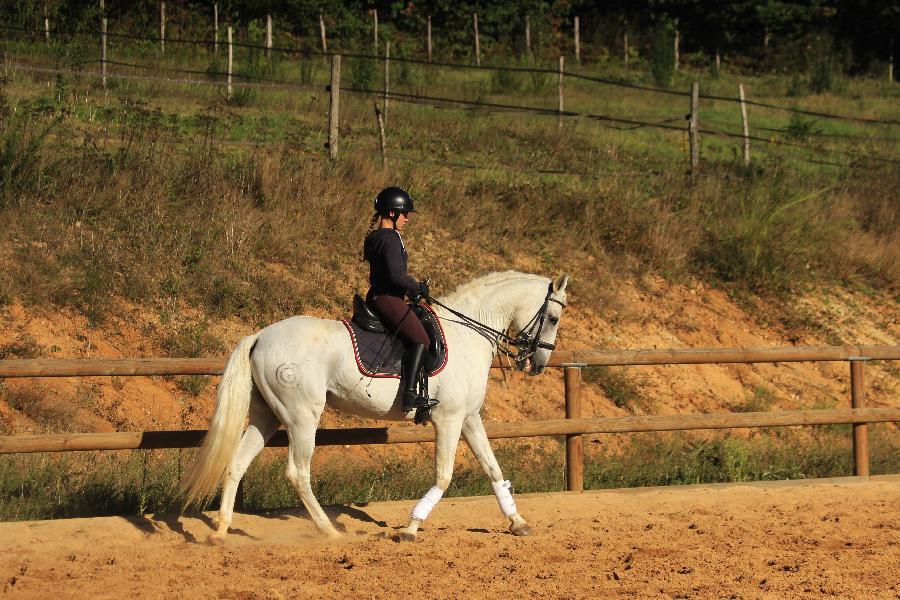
362, 186, 432, 413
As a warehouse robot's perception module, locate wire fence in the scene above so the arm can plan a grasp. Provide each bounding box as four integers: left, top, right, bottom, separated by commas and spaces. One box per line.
3, 22, 899, 127
3, 22, 899, 174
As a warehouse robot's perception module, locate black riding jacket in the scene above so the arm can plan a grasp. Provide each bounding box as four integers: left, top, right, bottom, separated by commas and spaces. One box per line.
364, 228, 419, 301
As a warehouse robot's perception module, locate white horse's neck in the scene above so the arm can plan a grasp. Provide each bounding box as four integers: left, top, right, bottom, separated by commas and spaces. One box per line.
436, 271, 549, 336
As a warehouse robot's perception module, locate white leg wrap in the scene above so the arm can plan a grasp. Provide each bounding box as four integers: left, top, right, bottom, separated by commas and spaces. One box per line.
492, 480, 518, 518
411, 486, 444, 522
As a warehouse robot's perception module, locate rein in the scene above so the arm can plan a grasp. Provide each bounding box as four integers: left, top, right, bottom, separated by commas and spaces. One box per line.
424, 282, 566, 364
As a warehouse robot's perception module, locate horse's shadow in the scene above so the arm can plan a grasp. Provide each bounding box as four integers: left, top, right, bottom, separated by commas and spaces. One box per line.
125, 503, 390, 544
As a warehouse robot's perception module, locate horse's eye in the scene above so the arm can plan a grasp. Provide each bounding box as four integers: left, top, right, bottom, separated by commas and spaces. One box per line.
549, 316, 559, 325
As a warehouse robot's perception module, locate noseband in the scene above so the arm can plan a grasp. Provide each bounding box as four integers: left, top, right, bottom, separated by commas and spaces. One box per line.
425, 282, 566, 365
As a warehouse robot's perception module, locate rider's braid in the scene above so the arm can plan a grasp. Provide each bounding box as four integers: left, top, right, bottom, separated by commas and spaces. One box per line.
360, 212, 380, 262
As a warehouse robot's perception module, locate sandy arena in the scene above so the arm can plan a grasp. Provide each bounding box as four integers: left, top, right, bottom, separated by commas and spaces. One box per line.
1, 476, 898, 599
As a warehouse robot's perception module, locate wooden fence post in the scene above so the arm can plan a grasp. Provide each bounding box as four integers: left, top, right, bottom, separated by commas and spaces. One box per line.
557, 55, 564, 132
265, 14, 272, 59
100, 17, 107, 89
160, 1, 165, 53
319, 12, 327, 54
624, 27, 629, 67
850, 360, 869, 477
44, 3, 50, 44
213, 3, 218, 54
427, 15, 432, 62
328, 54, 341, 159
564, 367, 584, 492
674, 19, 680, 71
473, 13, 480, 66
739, 83, 750, 166
226, 25, 233, 100
890, 37, 894, 83
689, 81, 699, 176
374, 102, 386, 168
574, 16, 580, 65
373, 9, 378, 53
383, 41, 390, 125
525, 15, 531, 56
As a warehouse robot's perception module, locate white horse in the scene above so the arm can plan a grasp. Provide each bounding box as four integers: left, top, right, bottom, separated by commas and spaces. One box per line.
181, 270, 569, 543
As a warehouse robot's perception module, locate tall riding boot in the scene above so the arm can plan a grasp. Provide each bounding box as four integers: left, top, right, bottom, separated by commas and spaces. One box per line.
401, 343, 427, 412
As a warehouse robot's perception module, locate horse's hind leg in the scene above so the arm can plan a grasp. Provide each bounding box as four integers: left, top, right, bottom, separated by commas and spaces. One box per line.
462, 413, 531, 536
284, 411, 340, 538
209, 387, 280, 545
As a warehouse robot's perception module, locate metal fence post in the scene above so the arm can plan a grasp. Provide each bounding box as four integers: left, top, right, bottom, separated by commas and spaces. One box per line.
564, 366, 584, 492
850, 360, 869, 477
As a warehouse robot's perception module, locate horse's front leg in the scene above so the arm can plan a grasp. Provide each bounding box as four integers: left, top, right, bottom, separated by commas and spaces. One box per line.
399, 414, 463, 542
462, 412, 531, 536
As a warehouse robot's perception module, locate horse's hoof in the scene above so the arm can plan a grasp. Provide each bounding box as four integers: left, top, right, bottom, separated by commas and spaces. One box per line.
398, 531, 417, 543
208, 533, 226, 546
510, 522, 532, 537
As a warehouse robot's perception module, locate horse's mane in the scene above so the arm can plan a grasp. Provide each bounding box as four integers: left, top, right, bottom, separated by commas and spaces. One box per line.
439, 270, 550, 306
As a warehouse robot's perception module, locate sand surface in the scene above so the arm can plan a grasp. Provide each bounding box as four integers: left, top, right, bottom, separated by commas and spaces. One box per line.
2, 476, 898, 599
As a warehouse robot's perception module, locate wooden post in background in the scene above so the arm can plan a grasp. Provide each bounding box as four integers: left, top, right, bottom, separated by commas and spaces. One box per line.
890, 37, 894, 83
564, 367, 584, 493
689, 81, 699, 176
160, 1, 165, 53
372, 9, 378, 53
473, 13, 480, 66
374, 102, 386, 168
226, 25, 233, 100
427, 15, 432, 62
624, 25, 629, 67
100, 17, 107, 89
328, 54, 341, 159
44, 3, 50, 44
557, 55, 564, 132
674, 19, 680, 71
213, 3, 218, 54
265, 14, 272, 59
525, 15, 531, 56
739, 83, 750, 166
850, 361, 869, 477
319, 12, 327, 53
574, 16, 580, 65
383, 41, 390, 125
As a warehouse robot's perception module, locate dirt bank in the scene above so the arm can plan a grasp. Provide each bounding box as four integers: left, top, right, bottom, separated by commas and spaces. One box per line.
2, 477, 898, 599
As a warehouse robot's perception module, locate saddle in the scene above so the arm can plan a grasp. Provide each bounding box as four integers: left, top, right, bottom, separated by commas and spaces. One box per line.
342, 294, 448, 378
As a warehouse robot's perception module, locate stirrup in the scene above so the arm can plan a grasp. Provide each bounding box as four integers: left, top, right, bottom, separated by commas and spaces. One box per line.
413, 400, 439, 425
403, 392, 438, 413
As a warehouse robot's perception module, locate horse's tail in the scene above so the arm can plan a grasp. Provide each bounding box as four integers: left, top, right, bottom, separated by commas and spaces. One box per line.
180, 333, 260, 509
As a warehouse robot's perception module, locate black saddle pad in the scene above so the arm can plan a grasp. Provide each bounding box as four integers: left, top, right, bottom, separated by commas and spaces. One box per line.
341, 305, 448, 379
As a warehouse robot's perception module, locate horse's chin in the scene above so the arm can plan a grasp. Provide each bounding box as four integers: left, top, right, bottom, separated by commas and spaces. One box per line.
523, 357, 541, 376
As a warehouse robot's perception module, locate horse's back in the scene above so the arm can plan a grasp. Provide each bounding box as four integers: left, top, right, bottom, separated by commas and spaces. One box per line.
251, 315, 346, 369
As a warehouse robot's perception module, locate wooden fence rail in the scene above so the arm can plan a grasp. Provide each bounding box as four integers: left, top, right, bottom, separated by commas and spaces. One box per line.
2, 408, 897, 455
1, 345, 897, 378
1, 345, 898, 493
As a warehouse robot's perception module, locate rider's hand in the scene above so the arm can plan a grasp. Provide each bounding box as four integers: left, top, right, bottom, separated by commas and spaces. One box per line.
418, 280, 430, 301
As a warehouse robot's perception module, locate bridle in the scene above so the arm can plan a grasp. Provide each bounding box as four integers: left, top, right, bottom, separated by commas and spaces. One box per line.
424, 282, 566, 367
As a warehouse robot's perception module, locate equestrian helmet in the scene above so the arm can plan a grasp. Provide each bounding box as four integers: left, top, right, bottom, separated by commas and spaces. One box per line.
374, 187, 415, 215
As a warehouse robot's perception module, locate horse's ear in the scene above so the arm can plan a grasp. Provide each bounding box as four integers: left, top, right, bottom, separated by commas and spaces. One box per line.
552, 273, 570, 293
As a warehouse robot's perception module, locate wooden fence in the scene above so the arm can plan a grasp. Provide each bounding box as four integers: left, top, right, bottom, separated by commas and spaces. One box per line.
1, 345, 898, 494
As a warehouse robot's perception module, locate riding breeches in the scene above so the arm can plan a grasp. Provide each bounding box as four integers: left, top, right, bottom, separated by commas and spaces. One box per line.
368, 294, 430, 349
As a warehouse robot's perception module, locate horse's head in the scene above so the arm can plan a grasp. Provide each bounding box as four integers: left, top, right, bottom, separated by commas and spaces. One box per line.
510, 273, 569, 376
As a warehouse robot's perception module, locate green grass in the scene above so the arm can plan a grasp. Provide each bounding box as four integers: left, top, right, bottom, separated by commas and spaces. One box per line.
2, 426, 897, 521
